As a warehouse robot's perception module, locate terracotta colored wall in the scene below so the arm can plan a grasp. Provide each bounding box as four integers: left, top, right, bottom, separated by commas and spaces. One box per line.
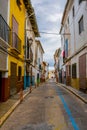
1, 77, 10, 101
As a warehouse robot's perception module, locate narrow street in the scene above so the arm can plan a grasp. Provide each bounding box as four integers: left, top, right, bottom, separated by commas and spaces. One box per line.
1, 79, 87, 130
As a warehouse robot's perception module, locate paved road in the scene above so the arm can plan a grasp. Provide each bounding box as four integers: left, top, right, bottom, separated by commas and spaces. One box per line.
1, 79, 87, 130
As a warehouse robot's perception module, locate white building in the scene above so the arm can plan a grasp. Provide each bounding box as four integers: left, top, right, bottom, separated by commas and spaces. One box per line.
35, 40, 44, 85
60, 0, 87, 91
24, 6, 40, 89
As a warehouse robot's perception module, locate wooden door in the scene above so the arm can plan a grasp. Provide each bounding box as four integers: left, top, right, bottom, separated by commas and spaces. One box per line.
10, 62, 17, 95
79, 54, 86, 90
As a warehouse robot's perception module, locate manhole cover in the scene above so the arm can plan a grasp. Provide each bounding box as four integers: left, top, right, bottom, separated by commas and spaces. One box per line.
22, 123, 54, 130
45, 96, 54, 99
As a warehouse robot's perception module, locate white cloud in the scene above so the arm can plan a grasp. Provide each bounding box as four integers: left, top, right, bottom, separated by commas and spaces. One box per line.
31, 0, 67, 68
49, 66, 54, 71
47, 13, 63, 23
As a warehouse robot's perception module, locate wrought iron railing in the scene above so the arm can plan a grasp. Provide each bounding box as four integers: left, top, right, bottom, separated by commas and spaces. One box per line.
26, 47, 33, 62
12, 32, 21, 53
0, 14, 11, 44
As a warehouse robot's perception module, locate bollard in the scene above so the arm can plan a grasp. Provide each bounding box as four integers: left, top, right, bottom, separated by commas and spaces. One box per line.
35, 83, 37, 88
37, 82, 39, 87
30, 86, 32, 93
20, 88, 23, 102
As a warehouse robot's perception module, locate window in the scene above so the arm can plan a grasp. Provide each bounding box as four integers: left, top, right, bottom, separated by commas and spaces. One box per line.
79, 0, 82, 4
66, 65, 71, 76
68, 17, 69, 24
72, 6, 75, 17
18, 66, 22, 81
27, 38, 29, 59
72, 63, 77, 78
65, 39, 68, 58
78, 16, 84, 34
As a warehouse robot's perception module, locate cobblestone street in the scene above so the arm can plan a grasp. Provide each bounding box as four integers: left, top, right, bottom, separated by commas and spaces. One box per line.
1, 80, 87, 130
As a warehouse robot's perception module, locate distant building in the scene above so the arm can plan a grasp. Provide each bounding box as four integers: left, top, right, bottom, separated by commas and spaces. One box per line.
49, 70, 55, 79
54, 48, 63, 83
41, 61, 49, 82
34, 40, 44, 85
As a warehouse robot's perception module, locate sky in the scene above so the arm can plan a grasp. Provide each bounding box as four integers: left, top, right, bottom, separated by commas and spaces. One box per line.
31, 0, 67, 70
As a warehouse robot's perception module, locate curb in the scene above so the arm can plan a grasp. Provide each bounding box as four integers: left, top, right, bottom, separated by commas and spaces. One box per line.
0, 91, 29, 127
57, 83, 87, 104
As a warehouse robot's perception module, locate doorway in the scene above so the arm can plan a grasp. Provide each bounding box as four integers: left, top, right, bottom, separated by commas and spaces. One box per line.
10, 62, 17, 96
0, 72, 2, 101
79, 54, 86, 91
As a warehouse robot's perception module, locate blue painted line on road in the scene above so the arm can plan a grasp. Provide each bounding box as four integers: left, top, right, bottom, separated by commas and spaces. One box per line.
57, 89, 80, 130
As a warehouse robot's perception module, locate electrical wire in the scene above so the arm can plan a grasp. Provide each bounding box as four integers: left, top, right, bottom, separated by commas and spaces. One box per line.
25, 29, 70, 35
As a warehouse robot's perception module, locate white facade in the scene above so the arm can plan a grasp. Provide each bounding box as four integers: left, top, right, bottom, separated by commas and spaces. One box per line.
60, 0, 87, 90
35, 40, 44, 84
24, 8, 40, 88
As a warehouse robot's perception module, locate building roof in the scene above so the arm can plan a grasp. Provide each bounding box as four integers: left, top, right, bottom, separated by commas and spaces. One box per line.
54, 48, 61, 58
23, 0, 40, 37
60, 0, 73, 33
59, 0, 69, 34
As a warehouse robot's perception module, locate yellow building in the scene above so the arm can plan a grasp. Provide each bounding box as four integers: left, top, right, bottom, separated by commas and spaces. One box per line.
8, 0, 26, 96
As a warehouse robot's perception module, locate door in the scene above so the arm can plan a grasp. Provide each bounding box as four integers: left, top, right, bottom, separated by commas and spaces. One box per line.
66, 65, 71, 85
37, 73, 39, 84
79, 54, 86, 90
10, 62, 17, 96
0, 72, 2, 101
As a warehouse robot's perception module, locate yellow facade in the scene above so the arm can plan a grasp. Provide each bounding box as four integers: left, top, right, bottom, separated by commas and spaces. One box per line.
8, 0, 25, 77
71, 78, 79, 90
8, 0, 26, 96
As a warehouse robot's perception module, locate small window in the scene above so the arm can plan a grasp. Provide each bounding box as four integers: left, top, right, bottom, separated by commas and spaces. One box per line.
18, 66, 22, 81
69, 65, 71, 76
72, 6, 75, 17
68, 17, 69, 24
72, 63, 77, 78
78, 16, 84, 34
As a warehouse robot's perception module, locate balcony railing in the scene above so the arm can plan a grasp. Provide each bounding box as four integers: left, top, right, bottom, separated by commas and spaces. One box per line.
12, 32, 21, 54
0, 14, 11, 44
26, 47, 33, 63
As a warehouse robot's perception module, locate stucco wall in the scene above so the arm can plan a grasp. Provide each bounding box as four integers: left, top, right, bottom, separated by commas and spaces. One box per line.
0, 0, 9, 22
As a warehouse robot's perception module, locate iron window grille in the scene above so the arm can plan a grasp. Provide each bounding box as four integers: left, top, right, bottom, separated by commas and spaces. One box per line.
78, 15, 84, 34
72, 63, 77, 78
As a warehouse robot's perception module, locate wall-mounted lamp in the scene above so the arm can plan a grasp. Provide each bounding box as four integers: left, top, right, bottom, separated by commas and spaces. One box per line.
23, 37, 33, 49
28, 37, 33, 46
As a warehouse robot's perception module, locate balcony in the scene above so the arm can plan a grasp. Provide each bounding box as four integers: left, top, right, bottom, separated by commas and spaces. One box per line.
26, 47, 33, 63
0, 14, 11, 48
11, 32, 21, 55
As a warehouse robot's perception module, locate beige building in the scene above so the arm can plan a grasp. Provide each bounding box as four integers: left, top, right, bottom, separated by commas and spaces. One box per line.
34, 40, 44, 84
49, 70, 55, 79
24, 1, 40, 89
